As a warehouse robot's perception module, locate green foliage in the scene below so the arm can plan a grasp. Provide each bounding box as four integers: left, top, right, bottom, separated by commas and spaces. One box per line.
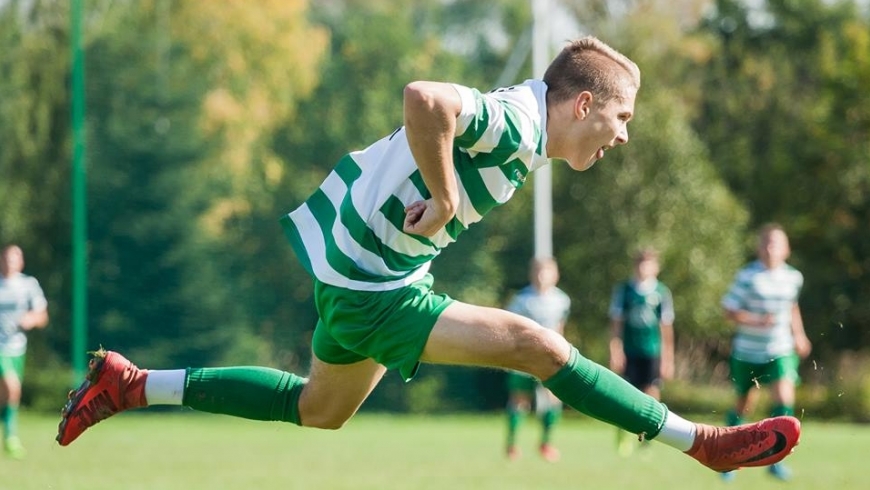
802, 351, 870, 422
694, 0, 870, 352
0, 1, 76, 360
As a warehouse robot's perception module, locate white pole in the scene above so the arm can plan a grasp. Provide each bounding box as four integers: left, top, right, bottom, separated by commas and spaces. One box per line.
532, 0, 553, 259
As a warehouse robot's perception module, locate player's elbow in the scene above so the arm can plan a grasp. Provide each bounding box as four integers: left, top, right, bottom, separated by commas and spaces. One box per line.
404, 81, 461, 118
404, 81, 435, 109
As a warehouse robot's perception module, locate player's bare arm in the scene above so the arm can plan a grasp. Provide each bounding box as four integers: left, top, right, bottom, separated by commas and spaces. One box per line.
791, 303, 812, 358
724, 308, 775, 327
18, 309, 48, 330
402, 81, 462, 237
609, 318, 626, 373
660, 322, 675, 380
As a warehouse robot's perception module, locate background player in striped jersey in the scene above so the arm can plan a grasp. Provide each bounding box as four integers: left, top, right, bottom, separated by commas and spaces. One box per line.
608, 248, 674, 456
504, 257, 571, 462
0, 244, 49, 459
720, 223, 811, 481
57, 36, 801, 474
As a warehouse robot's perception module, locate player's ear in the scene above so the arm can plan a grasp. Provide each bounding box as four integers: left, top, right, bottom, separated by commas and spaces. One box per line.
575, 91, 593, 120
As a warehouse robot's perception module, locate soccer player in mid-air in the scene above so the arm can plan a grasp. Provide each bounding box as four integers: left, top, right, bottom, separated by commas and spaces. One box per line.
57, 36, 800, 474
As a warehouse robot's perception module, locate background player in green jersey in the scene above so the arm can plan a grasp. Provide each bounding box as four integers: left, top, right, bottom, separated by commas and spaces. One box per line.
608, 248, 674, 456
504, 257, 571, 462
719, 223, 811, 482
57, 36, 801, 475
0, 244, 49, 459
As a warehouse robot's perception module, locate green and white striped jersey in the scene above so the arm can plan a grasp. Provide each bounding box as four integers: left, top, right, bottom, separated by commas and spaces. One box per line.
282, 80, 550, 291
506, 285, 571, 332
721, 260, 804, 363
0, 273, 47, 356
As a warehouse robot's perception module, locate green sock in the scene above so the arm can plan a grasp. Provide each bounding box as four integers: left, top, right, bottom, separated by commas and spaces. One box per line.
543, 347, 666, 438
506, 408, 523, 447
726, 409, 743, 427
0, 404, 17, 439
770, 405, 794, 417
0, 405, 8, 438
540, 409, 560, 444
183, 367, 307, 425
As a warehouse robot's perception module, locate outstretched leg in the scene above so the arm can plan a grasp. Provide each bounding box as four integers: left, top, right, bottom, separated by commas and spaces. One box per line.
421, 301, 801, 472
57, 349, 386, 445
1, 363, 26, 459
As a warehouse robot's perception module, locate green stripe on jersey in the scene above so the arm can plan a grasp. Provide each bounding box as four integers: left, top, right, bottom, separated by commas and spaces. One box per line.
333, 158, 437, 272
379, 196, 434, 248
499, 158, 530, 187
464, 103, 526, 167
455, 88, 487, 146
409, 171, 431, 199
454, 151, 500, 216
280, 215, 313, 275
306, 190, 392, 282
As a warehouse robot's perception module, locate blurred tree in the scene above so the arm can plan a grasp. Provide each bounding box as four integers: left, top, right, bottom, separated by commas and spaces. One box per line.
80, 0, 328, 368
0, 0, 77, 368
694, 0, 870, 355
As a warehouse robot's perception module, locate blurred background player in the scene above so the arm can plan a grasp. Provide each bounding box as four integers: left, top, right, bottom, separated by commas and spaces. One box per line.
720, 223, 811, 482
608, 248, 674, 456
0, 244, 49, 459
504, 257, 571, 462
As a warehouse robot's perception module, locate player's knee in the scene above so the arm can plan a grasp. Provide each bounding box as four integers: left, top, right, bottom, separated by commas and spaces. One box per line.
300, 410, 353, 430
511, 327, 569, 376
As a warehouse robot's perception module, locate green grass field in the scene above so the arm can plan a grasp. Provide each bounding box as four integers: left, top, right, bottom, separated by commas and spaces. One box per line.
3, 411, 866, 490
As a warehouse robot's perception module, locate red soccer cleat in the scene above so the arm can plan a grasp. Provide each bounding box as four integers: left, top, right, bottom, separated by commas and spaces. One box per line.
56, 349, 148, 446
686, 416, 800, 472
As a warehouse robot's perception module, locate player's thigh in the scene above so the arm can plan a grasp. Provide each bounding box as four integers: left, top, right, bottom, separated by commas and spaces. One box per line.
0, 355, 23, 399
298, 354, 387, 429
420, 301, 571, 379
768, 355, 800, 404
729, 357, 764, 395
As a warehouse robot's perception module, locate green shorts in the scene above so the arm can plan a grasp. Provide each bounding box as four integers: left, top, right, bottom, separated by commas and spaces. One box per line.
312, 274, 453, 381
506, 371, 539, 394
730, 354, 800, 396
0, 354, 25, 379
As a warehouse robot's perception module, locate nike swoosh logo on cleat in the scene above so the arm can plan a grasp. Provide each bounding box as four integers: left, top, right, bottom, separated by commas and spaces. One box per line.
738, 430, 788, 464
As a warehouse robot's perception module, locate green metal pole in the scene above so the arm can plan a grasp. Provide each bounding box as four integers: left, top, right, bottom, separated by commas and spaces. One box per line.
71, 0, 88, 382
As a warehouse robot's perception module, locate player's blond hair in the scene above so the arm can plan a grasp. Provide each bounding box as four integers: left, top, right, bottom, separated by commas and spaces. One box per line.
543, 36, 640, 105
633, 247, 659, 264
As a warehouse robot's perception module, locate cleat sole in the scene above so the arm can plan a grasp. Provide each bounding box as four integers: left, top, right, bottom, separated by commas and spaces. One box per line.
56, 350, 109, 444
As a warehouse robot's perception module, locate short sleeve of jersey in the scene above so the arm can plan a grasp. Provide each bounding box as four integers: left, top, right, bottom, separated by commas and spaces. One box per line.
721, 268, 750, 311
450, 83, 539, 160
26, 276, 48, 311
452, 83, 479, 137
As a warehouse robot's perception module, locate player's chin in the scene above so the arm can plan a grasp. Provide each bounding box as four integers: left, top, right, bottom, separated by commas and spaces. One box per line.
567, 156, 599, 171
